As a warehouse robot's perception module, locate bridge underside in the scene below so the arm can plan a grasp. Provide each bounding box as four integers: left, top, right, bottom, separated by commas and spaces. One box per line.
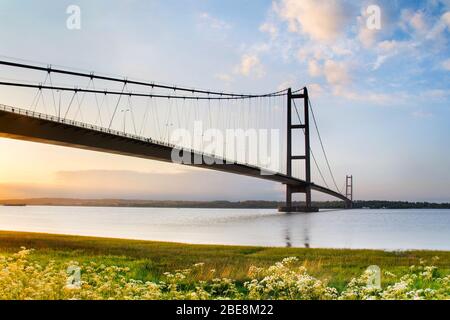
0, 108, 350, 204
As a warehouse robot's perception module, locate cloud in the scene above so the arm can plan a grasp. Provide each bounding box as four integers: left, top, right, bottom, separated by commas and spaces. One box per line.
275, 0, 352, 42
422, 89, 449, 98
0, 169, 279, 201
401, 9, 450, 42
411, 13, 428, 33
442, 59, 450, 71
332, 87, 395, 105
443, 11, 450, 26
426, 10, 450, 40
215, 73, 233, 82
357, 26, 378, 48
308, 60, 322, 77
277, 78, 296, 91
258, 0, 450, 107
412, 110, 433, 118
323, 59, 350, 86
378, 40, 400, 52
199, 12, 231, 30
371, 40, 416, 70
297, 46, 327, 62
400, 9, 428, 35
98, 169, 283, 200
308, 83, 323, 96
259, 22, 278, 39
372, 55, 389, 70
234, 54, 265, 78
331, 44, 353, 56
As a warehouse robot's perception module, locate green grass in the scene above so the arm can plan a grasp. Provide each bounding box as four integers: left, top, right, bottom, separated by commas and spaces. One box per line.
0, 230, 449, 291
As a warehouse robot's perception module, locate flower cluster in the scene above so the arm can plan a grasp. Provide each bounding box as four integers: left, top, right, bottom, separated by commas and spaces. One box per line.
245, 257, 338, 300
0, 249, 448, 300
339, 257, 449, 300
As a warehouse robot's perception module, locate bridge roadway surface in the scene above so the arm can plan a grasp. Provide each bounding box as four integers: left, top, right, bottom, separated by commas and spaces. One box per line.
0, 104, 349, 202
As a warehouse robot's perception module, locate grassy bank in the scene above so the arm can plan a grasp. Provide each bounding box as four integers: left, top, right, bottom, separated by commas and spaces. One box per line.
0, 230, 449, 293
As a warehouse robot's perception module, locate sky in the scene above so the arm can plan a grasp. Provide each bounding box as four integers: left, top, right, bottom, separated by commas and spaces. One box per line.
0, 0, 449, 202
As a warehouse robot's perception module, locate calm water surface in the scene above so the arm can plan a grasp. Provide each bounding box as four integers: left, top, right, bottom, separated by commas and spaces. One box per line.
0, 206, 449, 250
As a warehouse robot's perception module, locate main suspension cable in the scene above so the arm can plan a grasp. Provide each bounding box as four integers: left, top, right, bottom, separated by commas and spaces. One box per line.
0, 81, 287, 100
292, 99, 330, 189
308, 98, 342, 194
0, 60, 289, 98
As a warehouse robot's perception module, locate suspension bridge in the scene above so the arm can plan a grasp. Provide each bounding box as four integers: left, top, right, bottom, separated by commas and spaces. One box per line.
0, 59, 353, 212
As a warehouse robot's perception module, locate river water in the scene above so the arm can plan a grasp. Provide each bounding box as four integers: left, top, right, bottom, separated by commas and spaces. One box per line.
0, 206, 449, 250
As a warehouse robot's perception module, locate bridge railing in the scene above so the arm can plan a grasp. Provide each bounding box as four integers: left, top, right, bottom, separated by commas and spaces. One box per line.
0, 103, 280, 175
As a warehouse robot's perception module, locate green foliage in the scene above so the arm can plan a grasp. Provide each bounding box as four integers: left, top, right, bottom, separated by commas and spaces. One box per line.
1, 231, 450, 292
0, 249, 448, 300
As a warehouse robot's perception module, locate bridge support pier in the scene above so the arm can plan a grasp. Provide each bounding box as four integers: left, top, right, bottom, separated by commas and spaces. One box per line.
286, 185, 292, 208
280, 185, 319, 213
279, 88, 318, 213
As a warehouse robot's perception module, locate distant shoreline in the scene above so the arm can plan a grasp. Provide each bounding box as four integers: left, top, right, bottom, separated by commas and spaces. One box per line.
1, 198, 449, 209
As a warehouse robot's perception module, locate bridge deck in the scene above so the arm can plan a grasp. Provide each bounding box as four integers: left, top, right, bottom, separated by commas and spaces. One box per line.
0, 104, 349, 202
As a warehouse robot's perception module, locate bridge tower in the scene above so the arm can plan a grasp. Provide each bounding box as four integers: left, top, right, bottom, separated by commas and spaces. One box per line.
345, 175, 353, 209
281, 87, 317, 213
